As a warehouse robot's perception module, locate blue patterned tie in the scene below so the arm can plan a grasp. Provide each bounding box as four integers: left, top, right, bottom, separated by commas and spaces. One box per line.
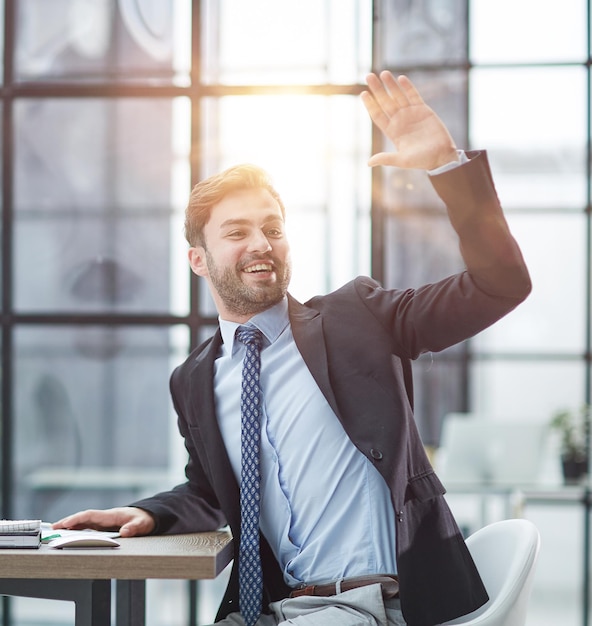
236, 326, 264, 626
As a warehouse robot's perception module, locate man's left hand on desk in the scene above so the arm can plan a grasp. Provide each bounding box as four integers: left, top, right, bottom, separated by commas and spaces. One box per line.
52, 506, 156, 537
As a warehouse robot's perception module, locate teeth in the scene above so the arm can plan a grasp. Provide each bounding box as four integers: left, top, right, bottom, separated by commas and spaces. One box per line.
244, 264, 272, 273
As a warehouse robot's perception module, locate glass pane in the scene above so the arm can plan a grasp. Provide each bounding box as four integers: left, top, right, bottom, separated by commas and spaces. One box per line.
14, 97, 190, 209
471, 0, 586, 63
13, 324, 189, 522
13, 97, 190, 314
473, 213, 586, 354
413, 352, 467, 447
201, 0, 372, 84
15, 0, 191, 84
378, 0, 467, 68
385, 212, 463, 288
470, 360, 585, 424
13, 598, 74, 626
201, 94, 371, 301
199, 323, 219, 344
197, 276, 218, 318
524, 507, 583, 626
470, 66, 587, 210
475, 210, 586, 354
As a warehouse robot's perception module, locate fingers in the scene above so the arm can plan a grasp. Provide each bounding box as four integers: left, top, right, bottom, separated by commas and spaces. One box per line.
394, 74, 425, 106
52, 510, 103, 530
362, 72, 425, 119
364, 72, 401, 117
369, 72, 403, 113
52, 507, 154, 536
360, 90, 389, 133
52, 509, 115, 530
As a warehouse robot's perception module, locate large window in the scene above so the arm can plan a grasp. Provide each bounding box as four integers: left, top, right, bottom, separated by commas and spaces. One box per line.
467, 9, 589, 623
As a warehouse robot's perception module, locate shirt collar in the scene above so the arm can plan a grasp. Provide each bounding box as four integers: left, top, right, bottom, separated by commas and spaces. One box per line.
218, 297, 290, 357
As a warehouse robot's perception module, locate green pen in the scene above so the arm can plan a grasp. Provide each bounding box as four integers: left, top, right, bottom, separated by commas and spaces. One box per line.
41, 534, 61, 543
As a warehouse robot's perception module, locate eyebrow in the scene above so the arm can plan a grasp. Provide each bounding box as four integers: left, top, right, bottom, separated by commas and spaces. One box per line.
219, 215, 284, 229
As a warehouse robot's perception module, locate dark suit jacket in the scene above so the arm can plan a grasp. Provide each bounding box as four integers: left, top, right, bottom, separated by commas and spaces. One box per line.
132, 152, 531, 626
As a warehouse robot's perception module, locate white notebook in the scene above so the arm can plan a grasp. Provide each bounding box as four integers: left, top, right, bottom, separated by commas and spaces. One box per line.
0, 519, 41, 548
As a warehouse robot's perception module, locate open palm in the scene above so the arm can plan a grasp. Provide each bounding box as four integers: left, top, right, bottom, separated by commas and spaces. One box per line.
361, 72, 458, 171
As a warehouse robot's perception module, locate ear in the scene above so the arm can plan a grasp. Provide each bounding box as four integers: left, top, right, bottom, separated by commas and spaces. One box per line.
188, 246, 209, 277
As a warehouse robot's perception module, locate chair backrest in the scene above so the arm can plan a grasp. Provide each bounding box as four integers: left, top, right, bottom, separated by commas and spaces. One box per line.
441, 519, 540, 626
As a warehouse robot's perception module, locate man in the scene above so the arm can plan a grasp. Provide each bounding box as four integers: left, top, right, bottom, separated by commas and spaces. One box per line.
54, 72, 531, 626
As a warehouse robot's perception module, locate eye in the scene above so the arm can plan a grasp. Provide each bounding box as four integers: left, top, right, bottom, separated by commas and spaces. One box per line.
266, 227, 283, 238
226, 230, 245, 239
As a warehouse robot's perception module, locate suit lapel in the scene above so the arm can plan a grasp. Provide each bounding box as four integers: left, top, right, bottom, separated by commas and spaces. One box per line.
288, 295, 341, 420
188, 331, 241, 519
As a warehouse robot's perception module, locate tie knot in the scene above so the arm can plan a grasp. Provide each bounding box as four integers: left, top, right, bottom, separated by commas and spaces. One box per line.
236, 326, 263, 349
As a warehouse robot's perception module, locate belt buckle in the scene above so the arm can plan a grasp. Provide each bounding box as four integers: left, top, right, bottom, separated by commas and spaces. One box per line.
290, 583, 315, 598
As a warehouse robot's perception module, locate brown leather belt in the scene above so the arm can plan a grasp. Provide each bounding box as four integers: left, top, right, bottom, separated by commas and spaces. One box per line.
290, 574, 399, 600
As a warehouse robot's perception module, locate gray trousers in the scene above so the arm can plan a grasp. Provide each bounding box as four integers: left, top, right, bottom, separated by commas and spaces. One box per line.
206, 584, 406, 625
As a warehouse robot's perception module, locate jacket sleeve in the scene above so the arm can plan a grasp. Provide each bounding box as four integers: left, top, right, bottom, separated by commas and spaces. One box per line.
429, 150, 531, 300
347, 152, 531, 359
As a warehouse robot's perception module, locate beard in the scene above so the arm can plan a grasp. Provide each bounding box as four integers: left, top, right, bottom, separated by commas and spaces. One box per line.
206, 250, 292, 318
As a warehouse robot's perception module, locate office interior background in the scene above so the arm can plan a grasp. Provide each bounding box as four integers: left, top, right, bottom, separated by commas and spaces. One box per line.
0, 0, 587, 624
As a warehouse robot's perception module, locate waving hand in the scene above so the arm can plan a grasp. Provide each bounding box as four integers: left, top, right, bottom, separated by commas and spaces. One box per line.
361, 71, 459, 171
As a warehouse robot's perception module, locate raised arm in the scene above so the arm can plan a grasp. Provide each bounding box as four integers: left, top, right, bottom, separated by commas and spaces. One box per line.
361, 71, 458, 171
362, 70, 531, 302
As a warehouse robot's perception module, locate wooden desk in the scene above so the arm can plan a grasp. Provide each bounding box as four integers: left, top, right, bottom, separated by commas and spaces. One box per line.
0, 531, 233, 626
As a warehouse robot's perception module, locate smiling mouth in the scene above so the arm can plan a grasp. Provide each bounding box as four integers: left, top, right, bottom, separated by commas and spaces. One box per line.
243, 263, 274, 274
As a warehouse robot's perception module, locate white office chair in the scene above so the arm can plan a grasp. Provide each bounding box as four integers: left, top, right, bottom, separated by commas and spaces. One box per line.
441, 519, 540, 626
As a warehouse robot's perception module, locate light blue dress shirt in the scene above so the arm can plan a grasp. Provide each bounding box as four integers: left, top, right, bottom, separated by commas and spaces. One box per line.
214, 298, 397, 587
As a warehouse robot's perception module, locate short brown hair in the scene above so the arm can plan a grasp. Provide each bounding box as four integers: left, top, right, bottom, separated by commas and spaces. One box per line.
184, 164, 286, 247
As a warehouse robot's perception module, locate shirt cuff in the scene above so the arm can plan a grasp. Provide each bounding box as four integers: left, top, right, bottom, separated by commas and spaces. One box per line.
427, 150, 469, 176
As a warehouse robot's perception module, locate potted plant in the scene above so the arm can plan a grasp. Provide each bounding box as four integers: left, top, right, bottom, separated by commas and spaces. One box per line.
550, 406, 590, 484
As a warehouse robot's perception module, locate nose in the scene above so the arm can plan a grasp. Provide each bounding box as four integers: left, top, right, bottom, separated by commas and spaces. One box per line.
247, 230, 272, 253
